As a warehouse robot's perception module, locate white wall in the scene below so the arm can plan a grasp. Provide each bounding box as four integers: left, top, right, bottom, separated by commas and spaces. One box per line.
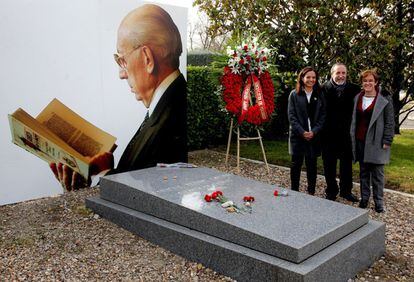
0, 0, 187, 205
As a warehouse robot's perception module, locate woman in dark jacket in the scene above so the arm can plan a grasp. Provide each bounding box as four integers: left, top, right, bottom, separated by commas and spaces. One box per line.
350, 69, 394, 213
288, 67, 326, 194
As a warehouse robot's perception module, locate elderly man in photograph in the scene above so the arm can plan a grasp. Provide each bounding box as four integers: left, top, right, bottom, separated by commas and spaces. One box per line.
51, 4, 187, 190
321, 63, 360, 202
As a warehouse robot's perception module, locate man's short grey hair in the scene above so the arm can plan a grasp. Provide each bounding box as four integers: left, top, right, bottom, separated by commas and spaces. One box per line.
125, 4, 182, 69
330, 63, 347, 75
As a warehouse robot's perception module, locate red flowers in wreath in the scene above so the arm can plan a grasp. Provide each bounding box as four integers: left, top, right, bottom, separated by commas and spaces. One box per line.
221, 43, 275, 126
221, 68, 275, 125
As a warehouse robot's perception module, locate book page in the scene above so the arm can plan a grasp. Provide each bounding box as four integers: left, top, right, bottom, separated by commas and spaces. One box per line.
8, 110, 90, 178
36, 99, 116, 157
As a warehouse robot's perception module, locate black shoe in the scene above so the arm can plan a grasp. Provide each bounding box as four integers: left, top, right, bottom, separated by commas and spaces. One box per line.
325, 194, 337, 201
359, 200, 368, 209
375, 206, 385, 213
340, 193, 359, 203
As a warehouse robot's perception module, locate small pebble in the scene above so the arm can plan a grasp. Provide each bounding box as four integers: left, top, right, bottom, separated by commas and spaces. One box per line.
0, 150, 413, 281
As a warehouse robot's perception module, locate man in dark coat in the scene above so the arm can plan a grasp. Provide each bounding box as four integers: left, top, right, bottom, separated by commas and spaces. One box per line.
115, 72, 187, 173
50, 4, 187, 190
321, 63, 360, 201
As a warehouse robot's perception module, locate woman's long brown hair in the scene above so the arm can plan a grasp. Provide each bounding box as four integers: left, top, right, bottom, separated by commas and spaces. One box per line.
295, 66, 320, 95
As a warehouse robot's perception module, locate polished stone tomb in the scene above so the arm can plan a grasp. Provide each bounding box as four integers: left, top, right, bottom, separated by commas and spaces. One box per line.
86, 167, 385, 281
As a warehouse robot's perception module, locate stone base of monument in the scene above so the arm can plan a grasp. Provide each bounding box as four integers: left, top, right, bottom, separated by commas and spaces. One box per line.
86, 167, 385, 282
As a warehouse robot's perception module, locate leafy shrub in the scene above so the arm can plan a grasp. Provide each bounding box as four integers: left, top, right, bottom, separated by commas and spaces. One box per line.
187, 51, 225, 66
187, 66, 229, 149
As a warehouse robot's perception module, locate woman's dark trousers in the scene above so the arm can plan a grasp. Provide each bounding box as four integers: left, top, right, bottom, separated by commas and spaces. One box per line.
359, 162, 385, 209
290, 154, 317, 194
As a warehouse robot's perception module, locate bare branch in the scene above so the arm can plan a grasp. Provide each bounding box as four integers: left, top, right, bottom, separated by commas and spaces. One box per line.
399, 109, 414, 126
399, 103, 414, 115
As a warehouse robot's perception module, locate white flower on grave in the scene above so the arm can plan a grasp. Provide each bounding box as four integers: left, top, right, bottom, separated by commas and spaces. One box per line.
204, 190, 246, 214
221, 201, 234, 208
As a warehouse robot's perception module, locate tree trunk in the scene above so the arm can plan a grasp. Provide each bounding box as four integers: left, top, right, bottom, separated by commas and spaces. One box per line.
391, 1, 404, 134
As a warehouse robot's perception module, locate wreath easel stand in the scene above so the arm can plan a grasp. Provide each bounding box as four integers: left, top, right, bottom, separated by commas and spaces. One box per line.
221, 43, 273, 174
225, 114, 270, 174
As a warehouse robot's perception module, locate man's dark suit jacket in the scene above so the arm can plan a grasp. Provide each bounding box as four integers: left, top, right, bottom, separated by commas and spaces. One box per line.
321, 80, 360, 154
114, 74, 187, 174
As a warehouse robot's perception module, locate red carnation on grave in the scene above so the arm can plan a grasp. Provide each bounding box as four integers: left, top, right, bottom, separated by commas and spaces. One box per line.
204, 189, 246, 213
243, 45, 248, 51
274, 190, 279, 197
243, 196, 255, 202
204, 194, 212, 202
262, 56, 267, 61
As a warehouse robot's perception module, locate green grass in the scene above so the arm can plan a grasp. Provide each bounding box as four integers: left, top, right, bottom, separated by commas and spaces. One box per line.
217, 130, 414, 194
386, 130, 414, 193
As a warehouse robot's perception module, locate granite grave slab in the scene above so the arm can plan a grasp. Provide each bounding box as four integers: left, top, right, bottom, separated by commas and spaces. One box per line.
98, 167, 369, 263
86, 196, 385, 282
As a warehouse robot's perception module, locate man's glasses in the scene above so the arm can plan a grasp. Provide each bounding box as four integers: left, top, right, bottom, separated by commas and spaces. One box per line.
113, 45, 142, 70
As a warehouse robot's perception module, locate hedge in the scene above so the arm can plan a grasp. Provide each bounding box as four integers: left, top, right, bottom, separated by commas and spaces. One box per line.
187, 66, 228, 149
187, 51, 227, 67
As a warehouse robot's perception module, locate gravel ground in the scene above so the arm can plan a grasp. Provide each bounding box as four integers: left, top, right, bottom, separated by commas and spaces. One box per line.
1, 150, 413, 281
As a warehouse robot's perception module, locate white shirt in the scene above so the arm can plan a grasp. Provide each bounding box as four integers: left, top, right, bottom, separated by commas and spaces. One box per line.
305, 90, 312, 103
148, 70, 181, 116
362, 96, 375, 111
304, 90, 313, 130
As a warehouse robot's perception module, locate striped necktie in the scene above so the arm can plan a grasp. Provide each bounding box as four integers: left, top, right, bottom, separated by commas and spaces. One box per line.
140, 111, 150, 131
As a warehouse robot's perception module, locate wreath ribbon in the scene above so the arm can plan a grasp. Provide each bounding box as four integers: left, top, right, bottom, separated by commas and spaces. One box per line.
221, 67, 274, 126
238, 74, 268, 124
252, 74, 268, 121
239, 76, 252, 124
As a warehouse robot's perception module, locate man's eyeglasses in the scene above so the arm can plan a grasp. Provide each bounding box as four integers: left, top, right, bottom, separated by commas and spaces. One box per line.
113, 45, 142, 70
